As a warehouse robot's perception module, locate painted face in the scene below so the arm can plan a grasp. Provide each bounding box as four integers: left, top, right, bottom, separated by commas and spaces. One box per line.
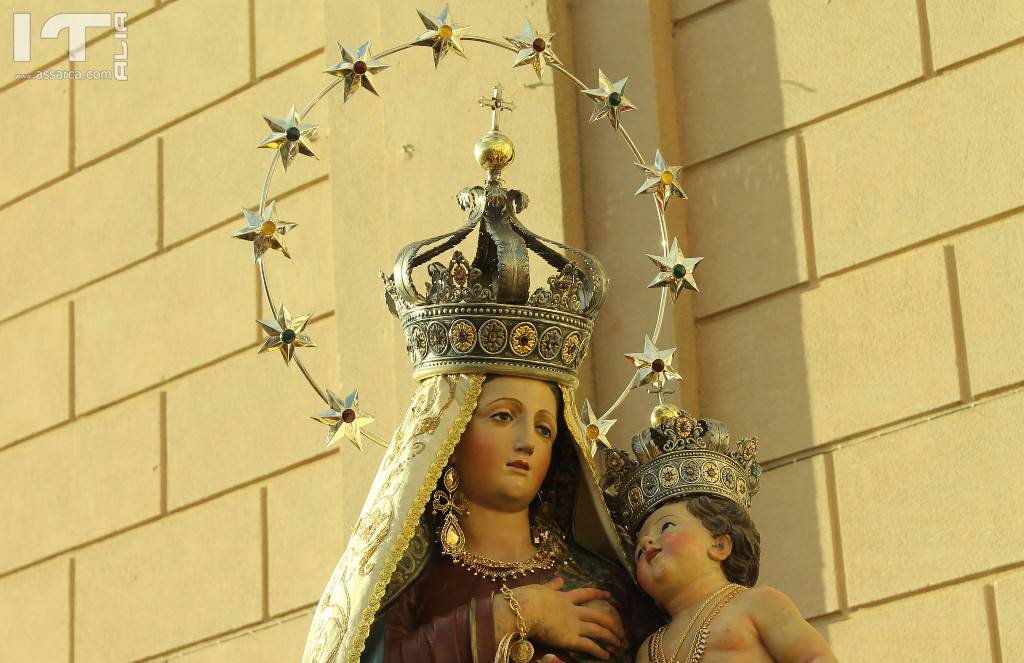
452, 376, 559, 512
633, 501, 718, 603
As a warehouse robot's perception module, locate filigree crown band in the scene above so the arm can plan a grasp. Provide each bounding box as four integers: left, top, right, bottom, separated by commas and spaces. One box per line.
387, 293, 595, 388
600, 404, 763, 537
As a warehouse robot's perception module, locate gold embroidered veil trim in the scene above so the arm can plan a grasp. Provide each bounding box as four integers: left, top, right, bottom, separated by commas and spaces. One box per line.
303, 373, 485, 662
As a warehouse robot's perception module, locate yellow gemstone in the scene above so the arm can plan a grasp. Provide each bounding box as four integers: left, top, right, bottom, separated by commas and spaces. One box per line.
586, 424, 600, 440
443, 467, 459, 492
660, 171, 673, 185
438, 24, 453, 40
260, 220, 276, 236
442, 519, 462, 549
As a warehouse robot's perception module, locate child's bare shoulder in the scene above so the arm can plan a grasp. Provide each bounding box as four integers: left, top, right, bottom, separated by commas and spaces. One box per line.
728, 585, 838, 661
736, 586, 805, 624
741, 586, 798, 610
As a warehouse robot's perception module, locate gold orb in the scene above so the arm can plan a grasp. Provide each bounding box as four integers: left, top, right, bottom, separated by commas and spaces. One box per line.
260, 220, 277, 236
585, 424, 600, 440
438, 24, 453, 40
660, 171, 674, 185
474, 130, 515, 172
650, 403, 681, 427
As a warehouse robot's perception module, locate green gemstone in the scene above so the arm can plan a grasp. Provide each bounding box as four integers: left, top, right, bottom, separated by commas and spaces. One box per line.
672, 264, 686, 279
286, 127, 300, 141
608, 92, 622, 107
281, 329, 296, 344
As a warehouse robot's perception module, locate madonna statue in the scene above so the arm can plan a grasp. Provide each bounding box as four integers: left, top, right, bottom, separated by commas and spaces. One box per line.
302, 101, 662, 663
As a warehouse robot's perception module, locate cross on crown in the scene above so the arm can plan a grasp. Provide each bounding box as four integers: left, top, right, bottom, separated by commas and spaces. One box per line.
478, 83, 515, 131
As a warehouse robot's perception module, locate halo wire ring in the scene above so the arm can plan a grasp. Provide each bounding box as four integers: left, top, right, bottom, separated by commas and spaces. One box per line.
250, 31, 672, 441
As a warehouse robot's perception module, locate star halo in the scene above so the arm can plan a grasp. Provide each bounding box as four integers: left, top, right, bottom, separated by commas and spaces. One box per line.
413, 5, 470, 67
646, 237, 703, 300
505, 17, 562, 80
256, 303, 316, 365
232, 201, 298, 261
311, 388, 376, 449
635, 149, 687, 210
241, 9, 709, 453
257, 106, 318, 171
580, 399, 617, 457
324, 41, 389, 101
624, 335, 683, 391
581, 69, 636, 129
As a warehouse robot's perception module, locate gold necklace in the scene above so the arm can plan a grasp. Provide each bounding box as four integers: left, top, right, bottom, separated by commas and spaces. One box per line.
649, 583, 739, 663
445, 521, 568, 582
685, 585, 745, 663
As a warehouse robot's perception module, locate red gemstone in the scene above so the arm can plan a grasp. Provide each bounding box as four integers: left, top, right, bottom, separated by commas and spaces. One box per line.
532, 38, 545, 52
353, 60, 367, 75
651, 358, 665, 373
342, 409, 356, 423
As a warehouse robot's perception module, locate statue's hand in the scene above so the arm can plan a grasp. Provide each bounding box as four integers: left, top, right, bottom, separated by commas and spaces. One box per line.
496, 576, 627, 660
580, 597, 626, 643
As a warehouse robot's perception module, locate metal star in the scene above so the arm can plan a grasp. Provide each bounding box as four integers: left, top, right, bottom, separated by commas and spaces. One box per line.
624, 335, 683, 391
635, 149, 687, 210
232, 201, 298, 261
311, 388, 376, 450
646, 237, 704, 300
257, 106, 318, 172
581, 69, 636, 129
505, 18, 562, 80
324, 41, 389, 102
413, 5, 470, 67
580, 399, 617, 457
257, 303, 315, 365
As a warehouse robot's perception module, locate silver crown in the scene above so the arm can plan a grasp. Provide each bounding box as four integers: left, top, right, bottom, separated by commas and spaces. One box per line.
381, 85, 608, 388
600, 404, 762, 538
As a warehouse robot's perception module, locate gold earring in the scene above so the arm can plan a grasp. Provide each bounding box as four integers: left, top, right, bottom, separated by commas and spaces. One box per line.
432, 466, 467, 556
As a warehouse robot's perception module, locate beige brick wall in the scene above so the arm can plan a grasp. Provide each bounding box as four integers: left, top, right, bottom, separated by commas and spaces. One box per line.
0, 558, 71, 663
0, 2, 342, 658
677, 0, 1024, 659
819, 579, 995, 661
2, 1, 1018, 661
0, 391, 161, 574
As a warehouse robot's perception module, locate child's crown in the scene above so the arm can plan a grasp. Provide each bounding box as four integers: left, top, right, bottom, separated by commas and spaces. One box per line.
599, 404, 762, 537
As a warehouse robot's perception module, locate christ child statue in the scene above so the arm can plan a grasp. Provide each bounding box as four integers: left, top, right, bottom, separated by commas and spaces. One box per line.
631, 494, 837, 663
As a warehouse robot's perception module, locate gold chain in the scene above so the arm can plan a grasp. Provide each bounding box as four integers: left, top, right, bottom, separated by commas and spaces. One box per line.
496, 582, 536, 663
649, 583, 739, 663
685, 585, 745, 663
500, 583, 529, 636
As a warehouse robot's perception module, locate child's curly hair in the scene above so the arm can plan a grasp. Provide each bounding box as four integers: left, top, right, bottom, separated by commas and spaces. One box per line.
679, 493, 761, 587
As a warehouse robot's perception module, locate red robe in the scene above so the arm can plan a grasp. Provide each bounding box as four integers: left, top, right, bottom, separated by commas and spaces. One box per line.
382, 543, 663, 662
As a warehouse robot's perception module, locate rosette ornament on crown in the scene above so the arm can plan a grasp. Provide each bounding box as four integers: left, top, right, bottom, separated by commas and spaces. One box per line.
599, 404, 762, 544
380, 84, 609, 388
